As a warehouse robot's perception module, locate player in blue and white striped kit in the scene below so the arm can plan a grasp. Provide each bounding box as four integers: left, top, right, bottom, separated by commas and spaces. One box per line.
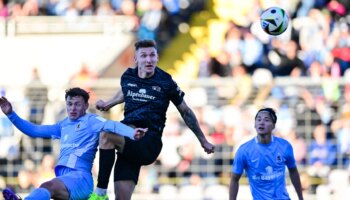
229, 108, 304, 200
0, 87, 147, 200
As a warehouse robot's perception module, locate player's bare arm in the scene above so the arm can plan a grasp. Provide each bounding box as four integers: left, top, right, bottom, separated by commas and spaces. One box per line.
176, 100, 215, 154
289, 167, 304, 200
96, 88, 124, 111
229, 173, 241, 200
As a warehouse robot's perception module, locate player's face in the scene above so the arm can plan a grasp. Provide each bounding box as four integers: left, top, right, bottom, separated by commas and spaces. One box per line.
135, 47, 158, 76
66, 96, 88, 120
254, 111, 275, 135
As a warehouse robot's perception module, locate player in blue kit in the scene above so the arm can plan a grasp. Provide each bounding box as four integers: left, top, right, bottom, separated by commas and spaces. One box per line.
229, 108, 304, 200
89, 39, 215, 200
0, 87, 147, 200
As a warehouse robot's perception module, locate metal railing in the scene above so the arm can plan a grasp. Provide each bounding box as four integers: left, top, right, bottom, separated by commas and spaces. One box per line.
0, 16, 136, 37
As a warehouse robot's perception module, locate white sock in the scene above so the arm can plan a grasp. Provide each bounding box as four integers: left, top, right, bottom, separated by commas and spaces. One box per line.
95, 187, 107, 196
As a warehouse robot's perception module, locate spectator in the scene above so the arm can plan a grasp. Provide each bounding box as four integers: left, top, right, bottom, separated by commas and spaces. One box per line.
230, 65, 253, 106
25, 68, 48, 125
284, 130, 307, 165
17, 169, 36, 193
33, 154, 56, 187
23, 68, 50, 162
137, 0, 163, 41
118, 0, 139, 32
96, 0, 114, 16
331, 112, 350, 166
240, 29, 264, 74
69, 63, 98, 102
270, 40, 306, 77
307, 124, 337, 178
15, 158, 36, 193
208, 51, 231, 77
0, 0, 9, 18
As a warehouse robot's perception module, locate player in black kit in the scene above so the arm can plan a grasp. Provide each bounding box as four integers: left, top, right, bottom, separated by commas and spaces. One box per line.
88, 40, 215, 200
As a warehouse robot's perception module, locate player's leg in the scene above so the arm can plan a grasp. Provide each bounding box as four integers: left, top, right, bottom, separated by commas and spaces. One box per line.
24, 178, 68, 200
114, 180, 135, 200
113, 156, 140, 200
55, 167, 94, 200
112, 133, 162, 199
90, 131, 125, 199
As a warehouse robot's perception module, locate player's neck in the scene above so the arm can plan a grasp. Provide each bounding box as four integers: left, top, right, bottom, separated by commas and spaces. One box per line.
257, 134, 272, 144
138, 70, 154, 78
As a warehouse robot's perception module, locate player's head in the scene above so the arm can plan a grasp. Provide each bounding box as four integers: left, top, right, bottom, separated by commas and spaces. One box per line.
65, 87, 89, 120
254, 108, 277, 135
134, 40, 158, 76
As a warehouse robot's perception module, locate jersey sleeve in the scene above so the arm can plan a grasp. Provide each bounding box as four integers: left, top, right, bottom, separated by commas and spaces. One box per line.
232, 146, 246, 175
7, 111, 61, 139
167, 79, 184, 106
285, 142, 297, 169
90, 115, 135, 140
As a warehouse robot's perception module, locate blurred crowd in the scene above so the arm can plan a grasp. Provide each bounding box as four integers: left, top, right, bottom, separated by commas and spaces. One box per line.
1, 0, 350, 198
0, 0, 206, 51
198, 0, 350, 79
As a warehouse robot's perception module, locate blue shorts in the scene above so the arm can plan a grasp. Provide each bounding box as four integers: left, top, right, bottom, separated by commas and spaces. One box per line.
55, 166, 93, 200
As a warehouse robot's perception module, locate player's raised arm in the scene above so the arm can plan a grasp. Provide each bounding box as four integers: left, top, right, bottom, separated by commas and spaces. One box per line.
175, 100, 215, 154
0, 96, 60, 138
96, 88, 124, 111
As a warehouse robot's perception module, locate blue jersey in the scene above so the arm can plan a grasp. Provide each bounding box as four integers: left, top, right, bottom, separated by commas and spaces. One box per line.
7, 111, 134, 174
232, 136, 296, 200
120, 67, 184, 133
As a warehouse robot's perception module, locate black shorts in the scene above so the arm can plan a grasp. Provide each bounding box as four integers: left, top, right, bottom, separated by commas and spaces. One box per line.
114, 131, 162, 184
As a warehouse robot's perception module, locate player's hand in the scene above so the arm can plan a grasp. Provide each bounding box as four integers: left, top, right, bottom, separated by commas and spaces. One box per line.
133, 128, 148, 140
202, 140, 215, 154
96, 100, 109, 111
0, 96, 13, 115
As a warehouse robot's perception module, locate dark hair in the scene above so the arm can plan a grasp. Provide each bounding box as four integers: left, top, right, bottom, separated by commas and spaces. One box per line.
65, 87, 89, 103
134, 40, 157, 50
255, 108, 277, 124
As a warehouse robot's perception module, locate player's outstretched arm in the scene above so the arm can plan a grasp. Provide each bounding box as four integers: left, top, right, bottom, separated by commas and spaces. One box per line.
229, 173, 241, 200
0, 96, 60, 138
102, 120, 147, 140
96, 88, 124, 111
289, 167, 304, 200
176, 100, 215, 154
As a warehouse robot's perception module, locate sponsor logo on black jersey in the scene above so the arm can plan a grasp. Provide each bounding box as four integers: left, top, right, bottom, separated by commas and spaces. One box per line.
127, 89, 156, 101
152, 86, 161, 92
127, 83, 137, 87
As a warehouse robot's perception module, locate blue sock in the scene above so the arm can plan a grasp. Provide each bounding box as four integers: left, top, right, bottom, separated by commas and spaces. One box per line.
24, 188, 51, 200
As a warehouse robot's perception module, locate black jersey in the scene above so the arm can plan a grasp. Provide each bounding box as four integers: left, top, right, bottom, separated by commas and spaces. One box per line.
120, 67, 184, 134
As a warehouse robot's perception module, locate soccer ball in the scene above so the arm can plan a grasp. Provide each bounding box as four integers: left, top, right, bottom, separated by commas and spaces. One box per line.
260, 7, 289, 36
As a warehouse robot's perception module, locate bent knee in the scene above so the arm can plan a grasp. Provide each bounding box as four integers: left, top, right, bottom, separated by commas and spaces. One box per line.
40, 181, 54, 190
40, 179, 69, 199
39, 181, 55, 196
